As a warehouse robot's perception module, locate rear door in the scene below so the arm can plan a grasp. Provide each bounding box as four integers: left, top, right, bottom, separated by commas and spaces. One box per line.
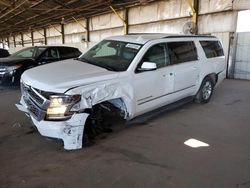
167, 41, 199, 95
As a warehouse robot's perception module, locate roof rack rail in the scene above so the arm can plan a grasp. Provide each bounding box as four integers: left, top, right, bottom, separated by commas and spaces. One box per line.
126, 33, 169, 35
126, 33, 216, 39
164, 35, 216, 39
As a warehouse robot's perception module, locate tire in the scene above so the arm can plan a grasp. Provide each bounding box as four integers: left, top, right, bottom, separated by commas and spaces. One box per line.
195, 77, 214, 104
82, 117, 97, 147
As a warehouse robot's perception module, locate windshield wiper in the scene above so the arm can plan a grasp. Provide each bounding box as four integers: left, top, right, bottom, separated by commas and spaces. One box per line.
75, 57, 93, 64
76, 57, 117, 71
98, 64, 117, 71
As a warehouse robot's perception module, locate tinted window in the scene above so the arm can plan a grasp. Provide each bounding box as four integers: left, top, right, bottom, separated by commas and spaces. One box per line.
58, 47, 80, 59
12, 47, 35, 58
167, 42, 198, 64
43, 48, 59, 59
0, 49, 9, 57
36, 47, 47, 57
141, 43, 169, 69
11, 47, 46, 58
200, 41, 224, 58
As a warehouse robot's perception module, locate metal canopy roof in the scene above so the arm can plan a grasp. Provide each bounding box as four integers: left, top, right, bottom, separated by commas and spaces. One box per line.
0, 0, 156, 38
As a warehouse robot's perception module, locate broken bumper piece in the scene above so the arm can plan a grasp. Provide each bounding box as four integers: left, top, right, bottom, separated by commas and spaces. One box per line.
16, 98, 89, 150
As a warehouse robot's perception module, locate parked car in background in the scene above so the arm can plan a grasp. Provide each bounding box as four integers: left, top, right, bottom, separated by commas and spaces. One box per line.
0, 46, 81, 85
0, 48, 10, 58
16, 34, 226, 150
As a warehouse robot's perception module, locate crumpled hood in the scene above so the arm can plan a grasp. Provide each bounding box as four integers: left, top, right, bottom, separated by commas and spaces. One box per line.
0, 57, 33, 66
21, 59, 119, 93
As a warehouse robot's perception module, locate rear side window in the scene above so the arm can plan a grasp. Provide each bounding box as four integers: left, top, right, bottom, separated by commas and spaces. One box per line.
200, 41, 224, 58
167, 41, 198, 64
58, 47, 80, 59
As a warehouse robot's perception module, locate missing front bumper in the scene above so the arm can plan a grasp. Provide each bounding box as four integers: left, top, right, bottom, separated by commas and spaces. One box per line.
16, 99, 89, 150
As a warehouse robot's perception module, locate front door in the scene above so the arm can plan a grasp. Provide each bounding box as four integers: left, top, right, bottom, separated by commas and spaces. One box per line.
134, 43, 174, 116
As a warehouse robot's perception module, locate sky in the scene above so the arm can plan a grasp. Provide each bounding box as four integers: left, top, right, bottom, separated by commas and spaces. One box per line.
237, 10, 250, 32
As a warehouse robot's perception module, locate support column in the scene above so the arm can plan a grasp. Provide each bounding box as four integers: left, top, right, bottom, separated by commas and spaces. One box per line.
21, 33, 24, 47
13, 36, 16, 47
44, 28, 47, 45
86, 17, 90, 42
61, 24, 65, 44
187, 0, 198, 34
31, 31, 34, 46
7, 37, 9, 48
193, 0, 199, 34
110, 6, 128, 35
124, 8, 129, 34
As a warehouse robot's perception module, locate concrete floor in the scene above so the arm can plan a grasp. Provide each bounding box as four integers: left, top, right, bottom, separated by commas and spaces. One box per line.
0, 79, 250, 188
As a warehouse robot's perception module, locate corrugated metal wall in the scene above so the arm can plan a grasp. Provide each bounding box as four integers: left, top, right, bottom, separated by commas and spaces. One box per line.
6, 0, 250, 65
233, 32, 250, 80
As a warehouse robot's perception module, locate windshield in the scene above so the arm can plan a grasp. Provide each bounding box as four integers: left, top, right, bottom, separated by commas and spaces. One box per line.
79, 40, 142, 71
11, 47, 46, 58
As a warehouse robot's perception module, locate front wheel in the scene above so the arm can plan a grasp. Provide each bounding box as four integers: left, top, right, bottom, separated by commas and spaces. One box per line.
195, 77, 214, 104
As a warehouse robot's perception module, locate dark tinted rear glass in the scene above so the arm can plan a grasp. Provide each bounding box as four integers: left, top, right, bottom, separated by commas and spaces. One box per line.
200, 41, 224, 58
0, 49, 9, 57
58, 47, 81, 59
167, 41, 198, 64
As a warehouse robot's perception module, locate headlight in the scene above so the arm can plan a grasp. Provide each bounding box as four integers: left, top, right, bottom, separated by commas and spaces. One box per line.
46, 95, 81, 120
6, 64, 22, 75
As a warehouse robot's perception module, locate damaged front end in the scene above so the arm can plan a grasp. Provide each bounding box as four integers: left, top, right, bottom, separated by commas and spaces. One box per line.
16, 80, 133, 150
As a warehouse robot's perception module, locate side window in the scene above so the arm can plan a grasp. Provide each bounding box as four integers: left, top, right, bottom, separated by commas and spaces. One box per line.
200, 41, 224, 58
141, 43, 169, 69
167, 41, 198, 64
43, 48, 59, 59
16, 48, 35, 58
58, 47, 74, 59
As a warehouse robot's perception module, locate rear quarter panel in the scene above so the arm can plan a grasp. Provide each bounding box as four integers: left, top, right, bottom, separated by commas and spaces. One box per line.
195, 39, 226, 89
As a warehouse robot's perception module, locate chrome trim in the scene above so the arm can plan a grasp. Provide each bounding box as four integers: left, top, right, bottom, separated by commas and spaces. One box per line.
30, 87, 50, 109
21, 82, 50, 121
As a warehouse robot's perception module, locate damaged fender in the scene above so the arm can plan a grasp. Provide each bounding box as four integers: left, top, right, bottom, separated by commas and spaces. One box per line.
30, 113, 89, 150
66, 80, 135, 120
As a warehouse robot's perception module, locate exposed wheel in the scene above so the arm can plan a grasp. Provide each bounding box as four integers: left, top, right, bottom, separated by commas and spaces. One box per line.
195, 77, 214, 104
82, 117, 96, 147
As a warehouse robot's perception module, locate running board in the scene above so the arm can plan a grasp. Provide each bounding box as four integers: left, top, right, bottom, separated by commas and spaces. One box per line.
127, 96, 194, 125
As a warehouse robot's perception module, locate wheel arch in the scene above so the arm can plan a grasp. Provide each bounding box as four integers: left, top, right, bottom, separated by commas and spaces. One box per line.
204, 73, 218, 85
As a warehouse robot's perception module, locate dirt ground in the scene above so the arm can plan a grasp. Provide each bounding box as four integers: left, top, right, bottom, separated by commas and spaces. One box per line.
0, 79, 250, 188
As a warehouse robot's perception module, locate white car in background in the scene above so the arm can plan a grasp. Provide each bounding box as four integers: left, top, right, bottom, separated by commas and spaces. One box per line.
16, 34, 226, 150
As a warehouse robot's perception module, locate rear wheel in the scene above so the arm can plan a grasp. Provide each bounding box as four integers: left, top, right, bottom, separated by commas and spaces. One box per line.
195, 77, 214, 104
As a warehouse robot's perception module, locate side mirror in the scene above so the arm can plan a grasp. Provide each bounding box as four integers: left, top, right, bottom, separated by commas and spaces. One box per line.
138, 62, 157, 72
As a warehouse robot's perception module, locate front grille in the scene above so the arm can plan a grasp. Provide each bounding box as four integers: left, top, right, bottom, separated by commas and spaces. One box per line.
21, 83, 49, 108
24, 96, 46, 121
28, 88, 44, 105
21, 82, 49, 121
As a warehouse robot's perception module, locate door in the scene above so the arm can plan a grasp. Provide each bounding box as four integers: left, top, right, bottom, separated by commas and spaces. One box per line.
167, 41, 199, 95
134, 43, 174, 116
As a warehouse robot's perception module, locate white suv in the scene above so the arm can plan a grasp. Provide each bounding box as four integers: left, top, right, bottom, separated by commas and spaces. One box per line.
16, 34, 226, 150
